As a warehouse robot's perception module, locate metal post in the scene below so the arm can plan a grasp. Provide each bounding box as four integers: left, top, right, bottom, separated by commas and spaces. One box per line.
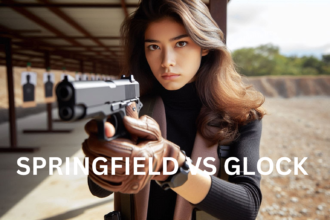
47, 103, 52, 130
45, 51, 52, 130
210, 0, 227, 43
0, 37, 38, 152
3, 37, 17, 147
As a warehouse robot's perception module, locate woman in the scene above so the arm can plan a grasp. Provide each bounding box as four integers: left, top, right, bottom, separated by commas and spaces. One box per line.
83, 0, 265, 219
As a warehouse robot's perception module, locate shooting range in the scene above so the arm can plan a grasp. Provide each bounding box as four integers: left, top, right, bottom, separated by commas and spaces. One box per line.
1, 0, 330, 220
0, 1, 225, 218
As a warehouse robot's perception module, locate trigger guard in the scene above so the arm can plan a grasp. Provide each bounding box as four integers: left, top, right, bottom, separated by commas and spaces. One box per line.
96, 111, 127, 141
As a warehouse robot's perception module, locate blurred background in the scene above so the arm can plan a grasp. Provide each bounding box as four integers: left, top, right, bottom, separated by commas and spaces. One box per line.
0, 0, 329, 219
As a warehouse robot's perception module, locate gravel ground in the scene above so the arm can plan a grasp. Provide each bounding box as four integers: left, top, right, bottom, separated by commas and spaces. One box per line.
257, 97, 330, 220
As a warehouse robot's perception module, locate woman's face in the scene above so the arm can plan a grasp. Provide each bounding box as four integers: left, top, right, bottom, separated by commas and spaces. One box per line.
144, 17, 208, 90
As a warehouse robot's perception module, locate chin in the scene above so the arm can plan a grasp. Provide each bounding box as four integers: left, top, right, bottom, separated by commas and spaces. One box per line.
160, 81, 184, 91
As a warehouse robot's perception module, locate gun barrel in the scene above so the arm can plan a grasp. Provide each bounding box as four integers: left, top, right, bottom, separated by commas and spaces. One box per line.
59, 105, 84, 120
72, 80, 139, 107
56, 76, 140, 121
57, 85, 73, 102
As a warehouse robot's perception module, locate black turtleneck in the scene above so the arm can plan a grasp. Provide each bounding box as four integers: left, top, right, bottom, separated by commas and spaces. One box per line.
157, 81, 202, 157
147, 82, 202, 220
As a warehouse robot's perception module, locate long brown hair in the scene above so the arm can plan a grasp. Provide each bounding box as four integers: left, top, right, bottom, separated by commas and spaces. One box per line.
121, 0, 266, 144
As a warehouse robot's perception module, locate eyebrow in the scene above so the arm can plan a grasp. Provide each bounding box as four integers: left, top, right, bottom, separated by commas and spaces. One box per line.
144, 34, 189, 43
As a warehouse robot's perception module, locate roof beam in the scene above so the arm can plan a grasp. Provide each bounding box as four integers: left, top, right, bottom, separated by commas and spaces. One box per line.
0, 2, 141, 8
6, 0, 117, 61
7, 1, 79, 46
12, 42, 116, 60
0, 59, 94, 72
38, 0, 118, 57
2, 35, 121, 40
12, 43, 121, 59
0, 50, 81, 64
0, 24, 120, 65
11, 43, 124, 54
0, 29, 42, 34
12, 43, 123, 49
0, 51, 119, 74
121, 0, 129, 18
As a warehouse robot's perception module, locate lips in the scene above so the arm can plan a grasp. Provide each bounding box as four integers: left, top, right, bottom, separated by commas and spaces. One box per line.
161, 73, 180, 80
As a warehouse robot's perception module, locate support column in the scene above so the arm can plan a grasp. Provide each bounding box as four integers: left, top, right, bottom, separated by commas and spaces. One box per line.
45, 51, 52, 131
3, 37, 17, 147
210, 0, 227, 43
0, 37, 38, 152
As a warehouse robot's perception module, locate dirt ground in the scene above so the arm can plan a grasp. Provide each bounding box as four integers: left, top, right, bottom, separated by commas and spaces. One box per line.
246, 76, 330, 98
257, 97, 330, 220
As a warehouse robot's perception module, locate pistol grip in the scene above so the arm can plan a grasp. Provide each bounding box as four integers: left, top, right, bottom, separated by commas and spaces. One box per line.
97, 102, 139, 142
97, 110, 125, 141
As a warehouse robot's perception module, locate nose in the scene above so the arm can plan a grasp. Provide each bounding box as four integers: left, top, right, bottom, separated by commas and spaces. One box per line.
161, 47, 176, 70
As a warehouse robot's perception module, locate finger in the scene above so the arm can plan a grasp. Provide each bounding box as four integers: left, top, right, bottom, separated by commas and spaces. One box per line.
105, 122, 115, 138
84, 120, 115, 138
123, 115, 161, 140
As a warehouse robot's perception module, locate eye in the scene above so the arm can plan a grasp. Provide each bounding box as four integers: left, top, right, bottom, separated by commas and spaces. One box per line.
147, 45, 160, 51
176, 41, 187, 48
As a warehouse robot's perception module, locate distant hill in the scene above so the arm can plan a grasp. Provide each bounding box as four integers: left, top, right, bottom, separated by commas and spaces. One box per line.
245, 75, 330, 98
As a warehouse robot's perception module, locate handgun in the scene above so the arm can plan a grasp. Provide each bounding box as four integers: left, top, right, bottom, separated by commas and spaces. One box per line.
55, 75, 143, 141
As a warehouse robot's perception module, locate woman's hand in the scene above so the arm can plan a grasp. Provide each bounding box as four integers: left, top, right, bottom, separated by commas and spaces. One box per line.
82, 115, 185, 194
85, 120, 116, 138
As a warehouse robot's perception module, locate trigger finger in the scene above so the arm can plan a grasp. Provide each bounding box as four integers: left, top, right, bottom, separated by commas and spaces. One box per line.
84, 120, 115, 138
105, 122, 115, 138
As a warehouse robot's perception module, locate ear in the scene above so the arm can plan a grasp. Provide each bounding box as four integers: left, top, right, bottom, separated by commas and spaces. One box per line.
201, 49, 209, 56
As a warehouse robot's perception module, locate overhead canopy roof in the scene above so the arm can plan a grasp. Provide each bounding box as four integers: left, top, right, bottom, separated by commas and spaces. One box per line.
0, 0, 211, 74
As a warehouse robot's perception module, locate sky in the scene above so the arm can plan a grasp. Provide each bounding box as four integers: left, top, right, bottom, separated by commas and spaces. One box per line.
227, 0, 330, 58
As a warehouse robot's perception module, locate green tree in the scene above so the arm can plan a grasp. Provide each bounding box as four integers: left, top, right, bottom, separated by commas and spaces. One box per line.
301, 56, 323, 74
232, 44, 279, 76
322, 54, 330, 64
321, 54, 330, 75
232, 44, 330, 76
